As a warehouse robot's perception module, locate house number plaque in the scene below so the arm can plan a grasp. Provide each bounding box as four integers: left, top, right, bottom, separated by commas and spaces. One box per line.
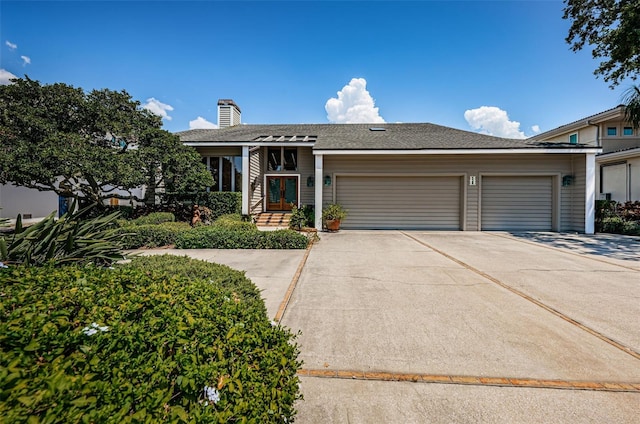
469, 176, 477, 186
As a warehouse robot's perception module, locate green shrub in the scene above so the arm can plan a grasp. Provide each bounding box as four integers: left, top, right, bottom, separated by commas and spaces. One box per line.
129, 212, 176, 226
0, 262, 301, 423
213, 214, 258, 231
193, 192, 242, 221
120, 255, 264, 312
600, 216, 625, 234
114, 222, 190, 249
622, 220, 640, 235
0, 208, 123, 267
289, 204, 314, 230
176, 227, 309, 249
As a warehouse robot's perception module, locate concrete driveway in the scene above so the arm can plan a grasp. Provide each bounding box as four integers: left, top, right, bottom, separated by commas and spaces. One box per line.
280, 231, 640, 423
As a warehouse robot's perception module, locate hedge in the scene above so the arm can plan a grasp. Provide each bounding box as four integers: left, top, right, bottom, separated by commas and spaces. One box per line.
0, 259, 301, 423
113, 222, 190, 249
176, 227, 310, 249
193, 192, 242, 221
212, 214, 258, 231
128, 212, 176, 226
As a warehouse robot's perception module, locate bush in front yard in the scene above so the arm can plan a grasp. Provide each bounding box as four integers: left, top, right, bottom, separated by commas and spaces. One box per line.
193, 192, 242, 221
213, 214, 258, 231
120, 255, 264, 311
175, 227, 309, 249
0, 261, 301, 423
129, 212, 176, 226
113, 222, 190, 249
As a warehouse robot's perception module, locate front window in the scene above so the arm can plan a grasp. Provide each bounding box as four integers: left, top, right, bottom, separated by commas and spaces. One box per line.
203, 156, 242, 192
267, 147, 298, 171
607, 127, 617, 136
623, 127, 634, 136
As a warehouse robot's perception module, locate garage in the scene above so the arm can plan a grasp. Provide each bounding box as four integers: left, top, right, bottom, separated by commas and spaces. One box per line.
335, 175, 462, 230
481, 176, 554, 231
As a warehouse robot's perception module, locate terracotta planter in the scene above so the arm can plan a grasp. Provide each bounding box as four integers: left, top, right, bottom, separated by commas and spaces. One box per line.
325, 219, 341, 231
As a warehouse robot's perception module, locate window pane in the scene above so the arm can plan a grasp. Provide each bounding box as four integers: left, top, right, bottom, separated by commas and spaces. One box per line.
233, 156, 243, 193
607, 127, 617, 136
210, 157, 220, 191
623, 127, 634, 136
267, 147, 281, 171
569, 134, 578, 144
283, 148, 298, 171
222, 157, 232, 191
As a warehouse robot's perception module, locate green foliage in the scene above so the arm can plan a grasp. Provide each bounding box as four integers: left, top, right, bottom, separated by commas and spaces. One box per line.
0, 206, 123, 267
176, 227, 309, 249
622, 220, 640, 235
289, 204, 315, 230
192, 192, 242, 220
0, 77, 212, 206
213, 214, 258, 231
0, 261, 301, 423
113, 222, 190, 249
622, 85, 640, 129
600, 216, 625, 233
563, 0, 640, 87
128, 212, 176, 226
120, 255, 265, 311
322, 203, 347, 221
596, 200, 640, 234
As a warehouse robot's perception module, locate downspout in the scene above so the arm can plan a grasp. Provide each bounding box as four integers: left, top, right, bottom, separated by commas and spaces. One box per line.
586, 120, 600, 147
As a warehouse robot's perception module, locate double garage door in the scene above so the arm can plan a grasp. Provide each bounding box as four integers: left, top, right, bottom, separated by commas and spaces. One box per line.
336, 176, 462, 230
334, 175, 554, 231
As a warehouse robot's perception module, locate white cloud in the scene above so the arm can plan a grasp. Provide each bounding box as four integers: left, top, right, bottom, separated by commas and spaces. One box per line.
0, 69, 17, 85
20, 55, 30, 66
531, 125, 541, 134
189, 116, 218, 129
6, 40, 17, 50
464, 106, 527, 139
142, 97, 174, 121
325, 77, 385, 123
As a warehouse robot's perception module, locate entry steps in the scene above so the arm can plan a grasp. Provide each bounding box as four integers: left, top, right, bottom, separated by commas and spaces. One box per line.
254, 212, 291, 227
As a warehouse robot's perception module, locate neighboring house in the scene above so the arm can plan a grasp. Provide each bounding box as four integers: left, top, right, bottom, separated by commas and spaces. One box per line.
531, 105, 640, 203
0, 184, 59, 219
179, 100, 601, 233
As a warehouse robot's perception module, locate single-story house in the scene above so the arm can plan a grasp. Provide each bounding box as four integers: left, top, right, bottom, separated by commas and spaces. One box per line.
531, 105, 640, 203
179, 100, 601, 233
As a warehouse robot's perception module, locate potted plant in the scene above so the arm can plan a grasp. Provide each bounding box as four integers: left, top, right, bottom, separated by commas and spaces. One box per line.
322, 203, 347, 231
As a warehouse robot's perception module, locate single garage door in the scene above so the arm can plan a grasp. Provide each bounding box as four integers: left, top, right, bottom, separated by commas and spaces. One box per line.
481, 176, 553, 231
336, 176, 461, 229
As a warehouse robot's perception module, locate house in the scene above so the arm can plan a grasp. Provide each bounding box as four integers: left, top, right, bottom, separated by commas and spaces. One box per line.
530, 105, 640, 203
179, 100, 601, 233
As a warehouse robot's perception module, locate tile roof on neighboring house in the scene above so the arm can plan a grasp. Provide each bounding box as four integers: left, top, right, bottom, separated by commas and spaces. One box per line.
178, 123, 591, 150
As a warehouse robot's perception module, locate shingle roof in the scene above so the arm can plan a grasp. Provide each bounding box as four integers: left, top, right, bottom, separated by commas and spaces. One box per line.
177, 123, 590, 150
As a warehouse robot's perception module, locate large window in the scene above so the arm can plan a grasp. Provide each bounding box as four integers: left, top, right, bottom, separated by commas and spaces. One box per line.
267, 147, 298, 171
203, 156, 242, 192
623, 127, 634, 136
607, 127, 617, 136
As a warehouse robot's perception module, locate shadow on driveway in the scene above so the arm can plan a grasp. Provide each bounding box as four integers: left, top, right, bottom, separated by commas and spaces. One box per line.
504, 232, 640, 262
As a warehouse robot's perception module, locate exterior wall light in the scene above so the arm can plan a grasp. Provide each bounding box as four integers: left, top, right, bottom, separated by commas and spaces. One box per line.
307, 176, 314, 187
562, 175, 574, 186
324, 175, 332, 186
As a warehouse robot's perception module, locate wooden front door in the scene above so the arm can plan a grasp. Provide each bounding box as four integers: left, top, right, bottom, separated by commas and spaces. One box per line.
266, 176, 298, 211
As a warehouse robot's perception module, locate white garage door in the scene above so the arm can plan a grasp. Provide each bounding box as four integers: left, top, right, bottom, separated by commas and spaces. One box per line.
481, 176, 553, 231
335, 176, 461, 230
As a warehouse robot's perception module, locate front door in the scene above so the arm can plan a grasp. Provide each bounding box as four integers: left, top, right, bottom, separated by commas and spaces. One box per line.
266, 176, 298, 211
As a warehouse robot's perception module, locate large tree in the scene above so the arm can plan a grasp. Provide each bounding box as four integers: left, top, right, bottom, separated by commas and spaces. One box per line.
0, 77, 212, 206
563, 0, 640, 88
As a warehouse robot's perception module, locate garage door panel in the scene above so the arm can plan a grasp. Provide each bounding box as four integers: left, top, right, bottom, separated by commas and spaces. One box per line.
481, 176, 553, 231
336, 176, 461, 230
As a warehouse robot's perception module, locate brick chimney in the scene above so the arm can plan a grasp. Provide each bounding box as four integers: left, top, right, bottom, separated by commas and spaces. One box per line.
217, 99, 241, 128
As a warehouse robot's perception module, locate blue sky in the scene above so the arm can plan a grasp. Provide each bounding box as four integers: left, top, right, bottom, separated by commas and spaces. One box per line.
0, 0, 630, 138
